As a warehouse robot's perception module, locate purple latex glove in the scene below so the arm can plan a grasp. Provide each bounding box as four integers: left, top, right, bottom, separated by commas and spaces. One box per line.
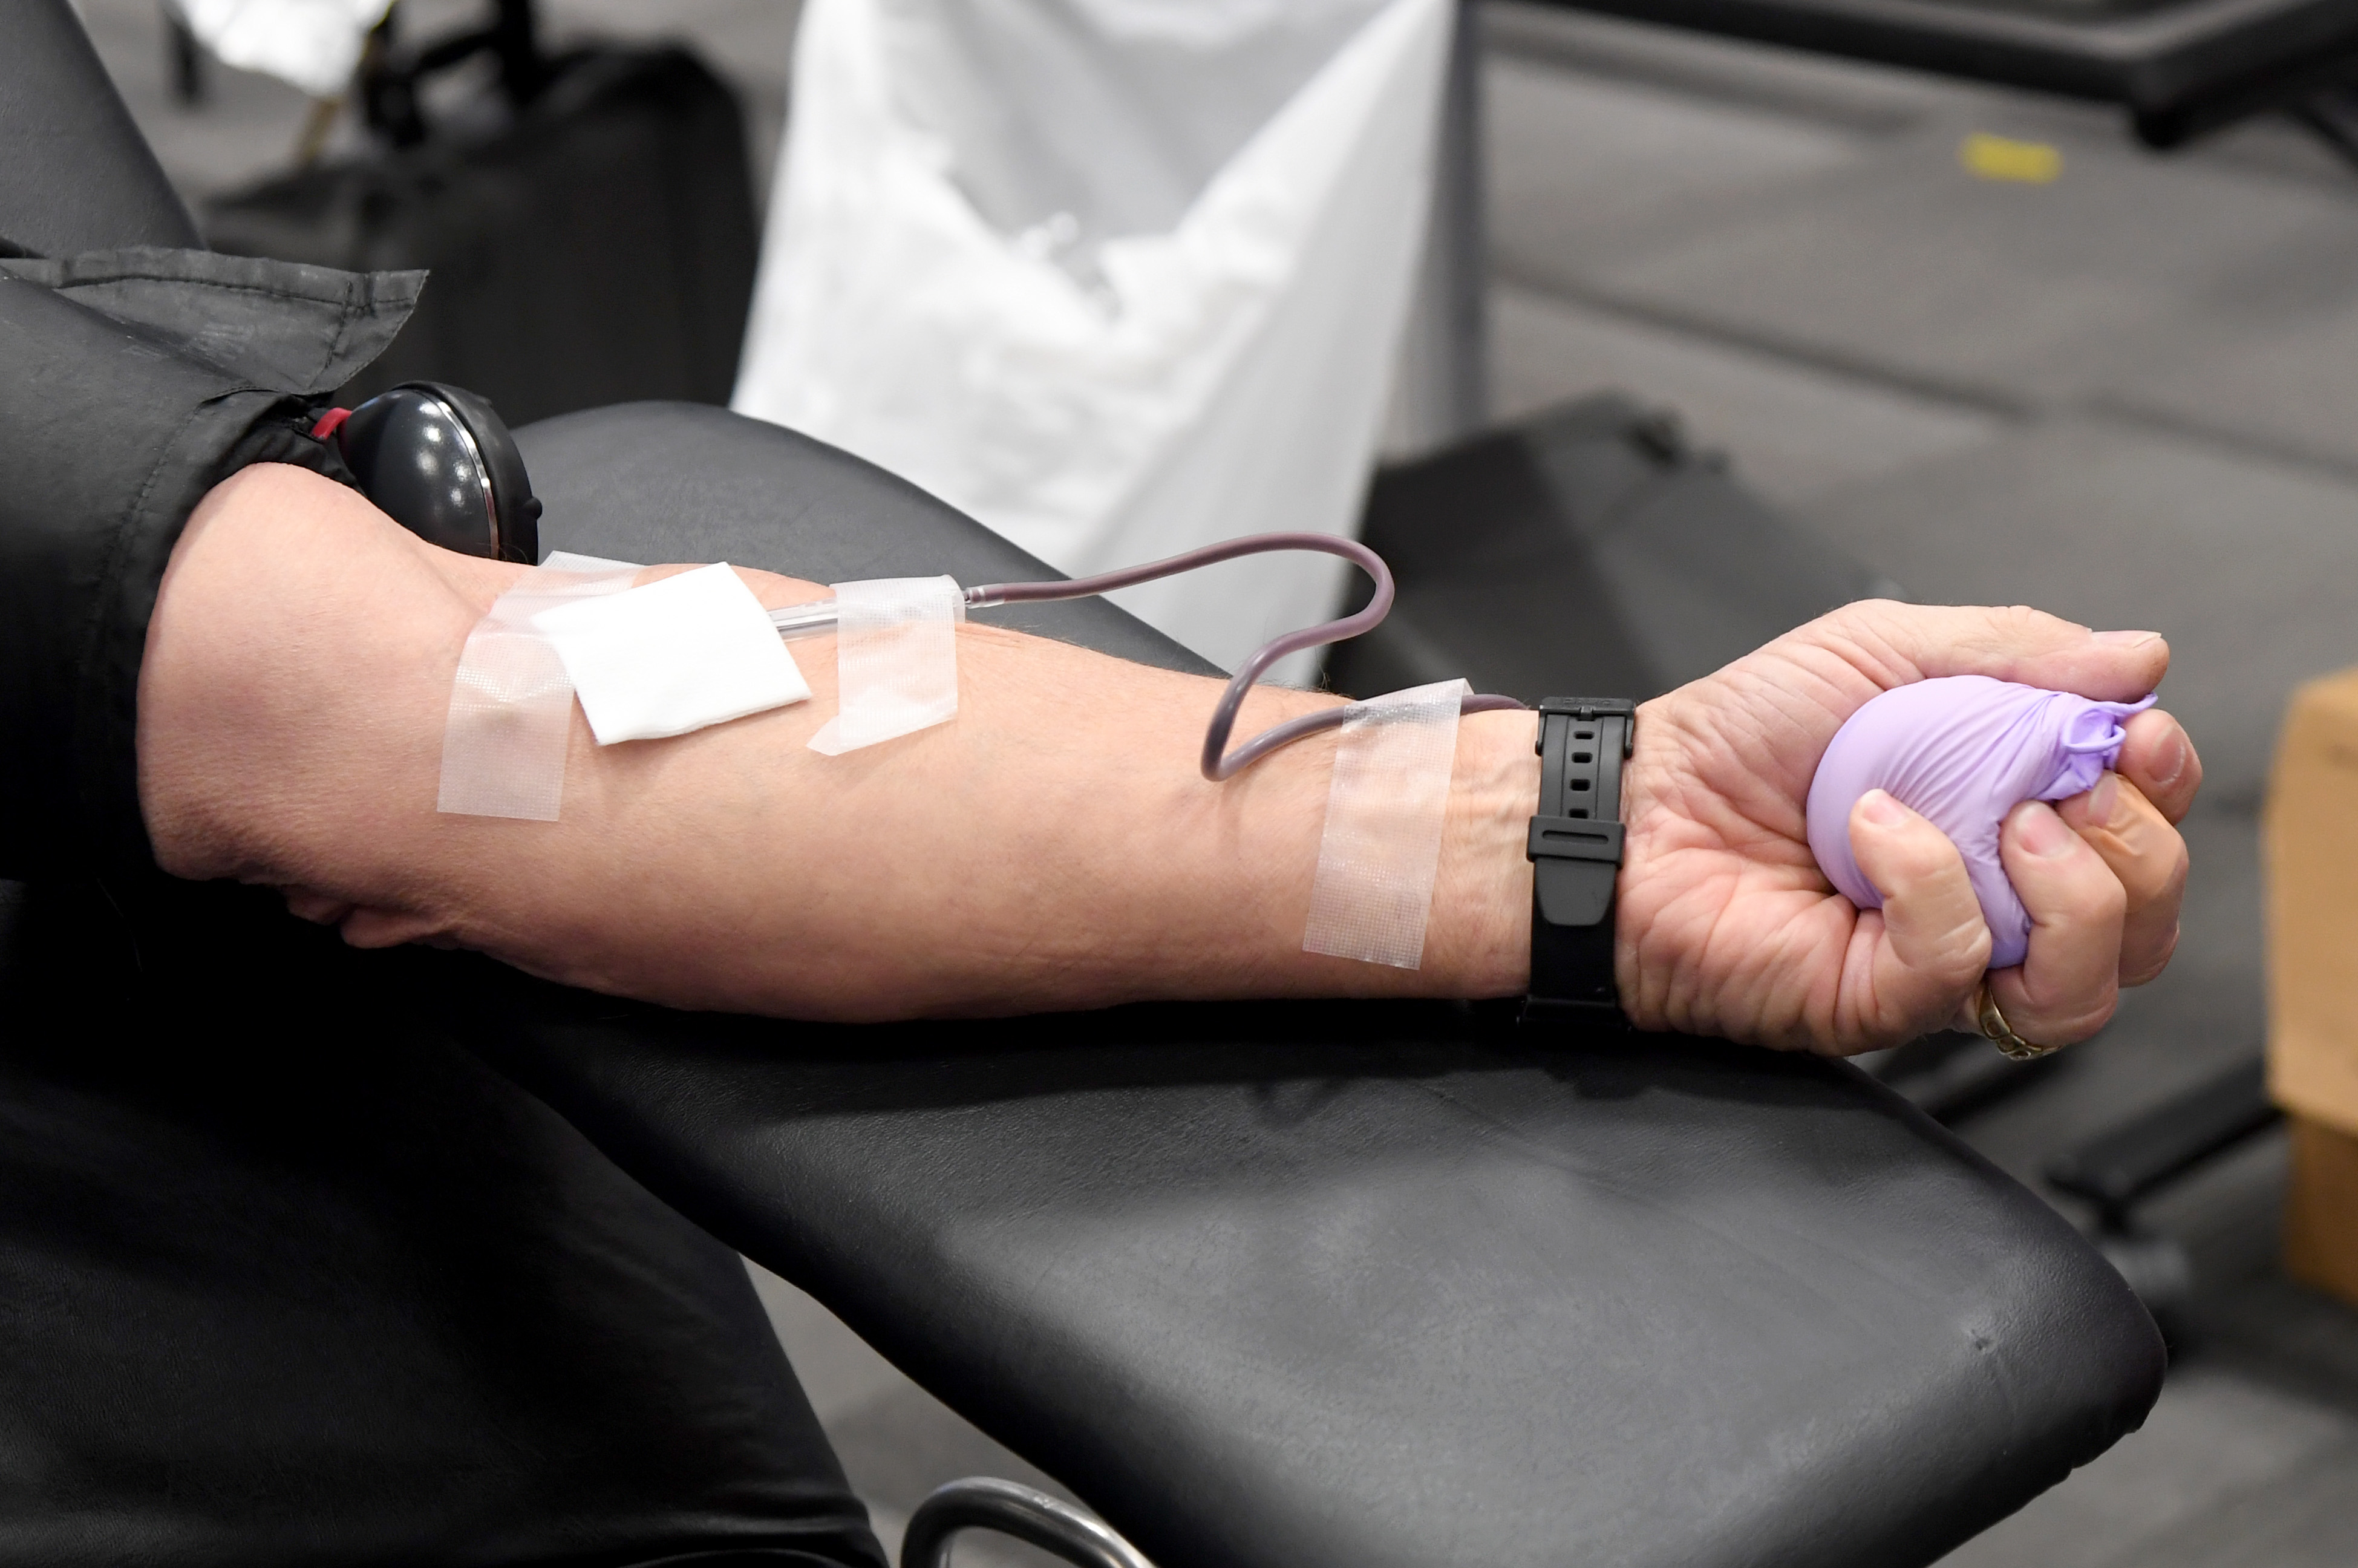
1806, 675, 2155, 969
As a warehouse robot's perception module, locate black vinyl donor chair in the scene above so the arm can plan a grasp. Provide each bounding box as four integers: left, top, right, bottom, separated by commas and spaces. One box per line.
484, 402, 2170, 1568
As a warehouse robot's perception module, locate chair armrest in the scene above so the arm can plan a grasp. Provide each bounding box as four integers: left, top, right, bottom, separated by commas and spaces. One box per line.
463, 988, 2164, 1568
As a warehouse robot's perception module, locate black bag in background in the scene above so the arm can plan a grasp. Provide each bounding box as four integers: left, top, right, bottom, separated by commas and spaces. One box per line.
203, 1, 758, 427
1328, 393, 1898, 702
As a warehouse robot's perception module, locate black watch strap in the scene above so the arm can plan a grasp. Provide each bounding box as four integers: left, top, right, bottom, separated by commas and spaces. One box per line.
1524, 697, 1635, 1021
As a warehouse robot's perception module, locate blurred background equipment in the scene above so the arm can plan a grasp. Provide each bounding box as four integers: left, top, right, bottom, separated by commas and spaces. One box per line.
732, 0, 1455, 678
1330, 391, 1891, 701
1527, 0, 2358, 152
2045, 1057, 2282, 1349
199, 0, 758, 426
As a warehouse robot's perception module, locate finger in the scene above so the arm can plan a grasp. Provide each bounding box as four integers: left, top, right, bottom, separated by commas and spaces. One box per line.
339, 905, 455, 949
2114, 709, 2202, 825
1990, 800, 2126, 1046
1847, 789, 1991, 1042
279, 886, 354, 926
2053, 773, 2187, 986
1827, 601, 2169, 705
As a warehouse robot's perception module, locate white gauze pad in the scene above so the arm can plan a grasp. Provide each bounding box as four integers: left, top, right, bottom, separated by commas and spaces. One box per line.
808, 576, 965, 755
532, 562, 811, 745
437, 558, 641, 820
1302, 678, 1469, 970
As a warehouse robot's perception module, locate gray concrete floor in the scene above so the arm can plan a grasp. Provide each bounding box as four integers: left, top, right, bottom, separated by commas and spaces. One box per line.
79, 0, 2358, 1562
1478, 10, 2358, 1562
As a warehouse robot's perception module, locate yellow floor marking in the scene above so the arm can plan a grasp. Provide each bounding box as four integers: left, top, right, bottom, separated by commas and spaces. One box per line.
1961, 133, 2062, 184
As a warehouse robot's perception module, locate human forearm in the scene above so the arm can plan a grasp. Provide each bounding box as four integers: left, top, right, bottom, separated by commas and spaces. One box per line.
449, 619, 1539, 1016
140, 463, 1537, 1018
141, 464, 2201, 1050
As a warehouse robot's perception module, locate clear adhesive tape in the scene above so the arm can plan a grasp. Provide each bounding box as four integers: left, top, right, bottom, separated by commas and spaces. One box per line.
1302, 678, 1470, 970
437, 557, 641, 820
808, 576, 966, 755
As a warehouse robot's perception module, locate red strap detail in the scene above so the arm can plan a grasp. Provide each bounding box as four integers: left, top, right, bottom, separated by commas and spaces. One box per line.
310, 407, 353, 442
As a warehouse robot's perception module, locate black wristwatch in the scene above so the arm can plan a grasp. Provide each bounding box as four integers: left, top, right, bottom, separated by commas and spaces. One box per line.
1524, 697, 1635, 1021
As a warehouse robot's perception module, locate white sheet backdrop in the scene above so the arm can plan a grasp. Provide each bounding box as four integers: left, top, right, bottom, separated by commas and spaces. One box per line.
733, 0, 1450, 678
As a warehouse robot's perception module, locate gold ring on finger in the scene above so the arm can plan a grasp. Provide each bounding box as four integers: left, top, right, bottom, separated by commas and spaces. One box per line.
1976, 980, 2062, 1062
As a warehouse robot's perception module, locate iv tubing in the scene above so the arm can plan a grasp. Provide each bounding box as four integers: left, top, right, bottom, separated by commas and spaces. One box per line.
771, 533, 1526, 780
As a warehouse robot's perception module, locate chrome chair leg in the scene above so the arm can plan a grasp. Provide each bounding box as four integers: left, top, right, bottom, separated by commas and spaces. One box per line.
900, 1477, 1154, 1568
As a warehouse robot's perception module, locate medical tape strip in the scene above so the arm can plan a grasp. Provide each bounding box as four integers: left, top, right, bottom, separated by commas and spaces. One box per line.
1302, 678, 1470, 970
436, 558, 641, 820
808, 575, 966, 755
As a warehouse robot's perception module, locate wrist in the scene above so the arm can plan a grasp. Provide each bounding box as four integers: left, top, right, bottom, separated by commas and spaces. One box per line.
1520, 699, 1638, 1020
1611, 697, 1675, 1028
1426, 708, 1540, 997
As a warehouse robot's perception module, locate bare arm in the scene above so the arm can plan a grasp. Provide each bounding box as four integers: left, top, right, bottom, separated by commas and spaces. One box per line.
138, 463, 1536, 1019
139, 463, 2199, 1049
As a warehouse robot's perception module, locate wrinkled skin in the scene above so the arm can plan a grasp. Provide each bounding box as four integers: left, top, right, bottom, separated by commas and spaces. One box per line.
1618, 601, 2197, 1056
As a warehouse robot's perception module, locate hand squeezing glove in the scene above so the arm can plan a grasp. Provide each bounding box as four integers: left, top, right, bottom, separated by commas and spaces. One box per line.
1806, 675, 2155, 969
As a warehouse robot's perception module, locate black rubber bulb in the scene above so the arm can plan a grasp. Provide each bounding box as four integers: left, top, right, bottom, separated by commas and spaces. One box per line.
332, 382, 542, 563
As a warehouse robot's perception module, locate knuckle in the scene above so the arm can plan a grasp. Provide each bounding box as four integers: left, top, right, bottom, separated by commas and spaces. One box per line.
1933, 917, 1994, 981
2066, 990, 2120, 1042
2015, 983, 2117, 1046
1994, 603, 2042, 631
1991, 603, 2063, 645
2091, 868, 2130, 923
2054, 853, 2129, 923
1893, 831, 1963, 883
2121, 921, 2181, 988
2049, 1006, 2115, 1047
2021, 857, 2125, 928
2146, 840, 2191, 902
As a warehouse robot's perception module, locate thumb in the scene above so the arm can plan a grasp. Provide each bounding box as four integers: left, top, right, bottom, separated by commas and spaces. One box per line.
1830, 601, 2169, 703
1847, 789, 1991, 1037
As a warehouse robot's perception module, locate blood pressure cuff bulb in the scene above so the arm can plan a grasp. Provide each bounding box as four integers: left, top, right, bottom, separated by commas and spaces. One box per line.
1806, 675, 2154, 970
0, 248, 420, 877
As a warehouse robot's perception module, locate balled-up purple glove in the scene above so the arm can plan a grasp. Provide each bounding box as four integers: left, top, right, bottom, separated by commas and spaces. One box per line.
1806, 675, 2157, 969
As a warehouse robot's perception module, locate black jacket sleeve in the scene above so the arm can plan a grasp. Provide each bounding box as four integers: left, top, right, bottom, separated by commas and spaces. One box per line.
0, 249, 421, 877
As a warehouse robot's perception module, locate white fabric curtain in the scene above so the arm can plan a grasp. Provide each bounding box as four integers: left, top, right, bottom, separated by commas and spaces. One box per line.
175, 0, 393, 98
734, 0, 1452, 677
